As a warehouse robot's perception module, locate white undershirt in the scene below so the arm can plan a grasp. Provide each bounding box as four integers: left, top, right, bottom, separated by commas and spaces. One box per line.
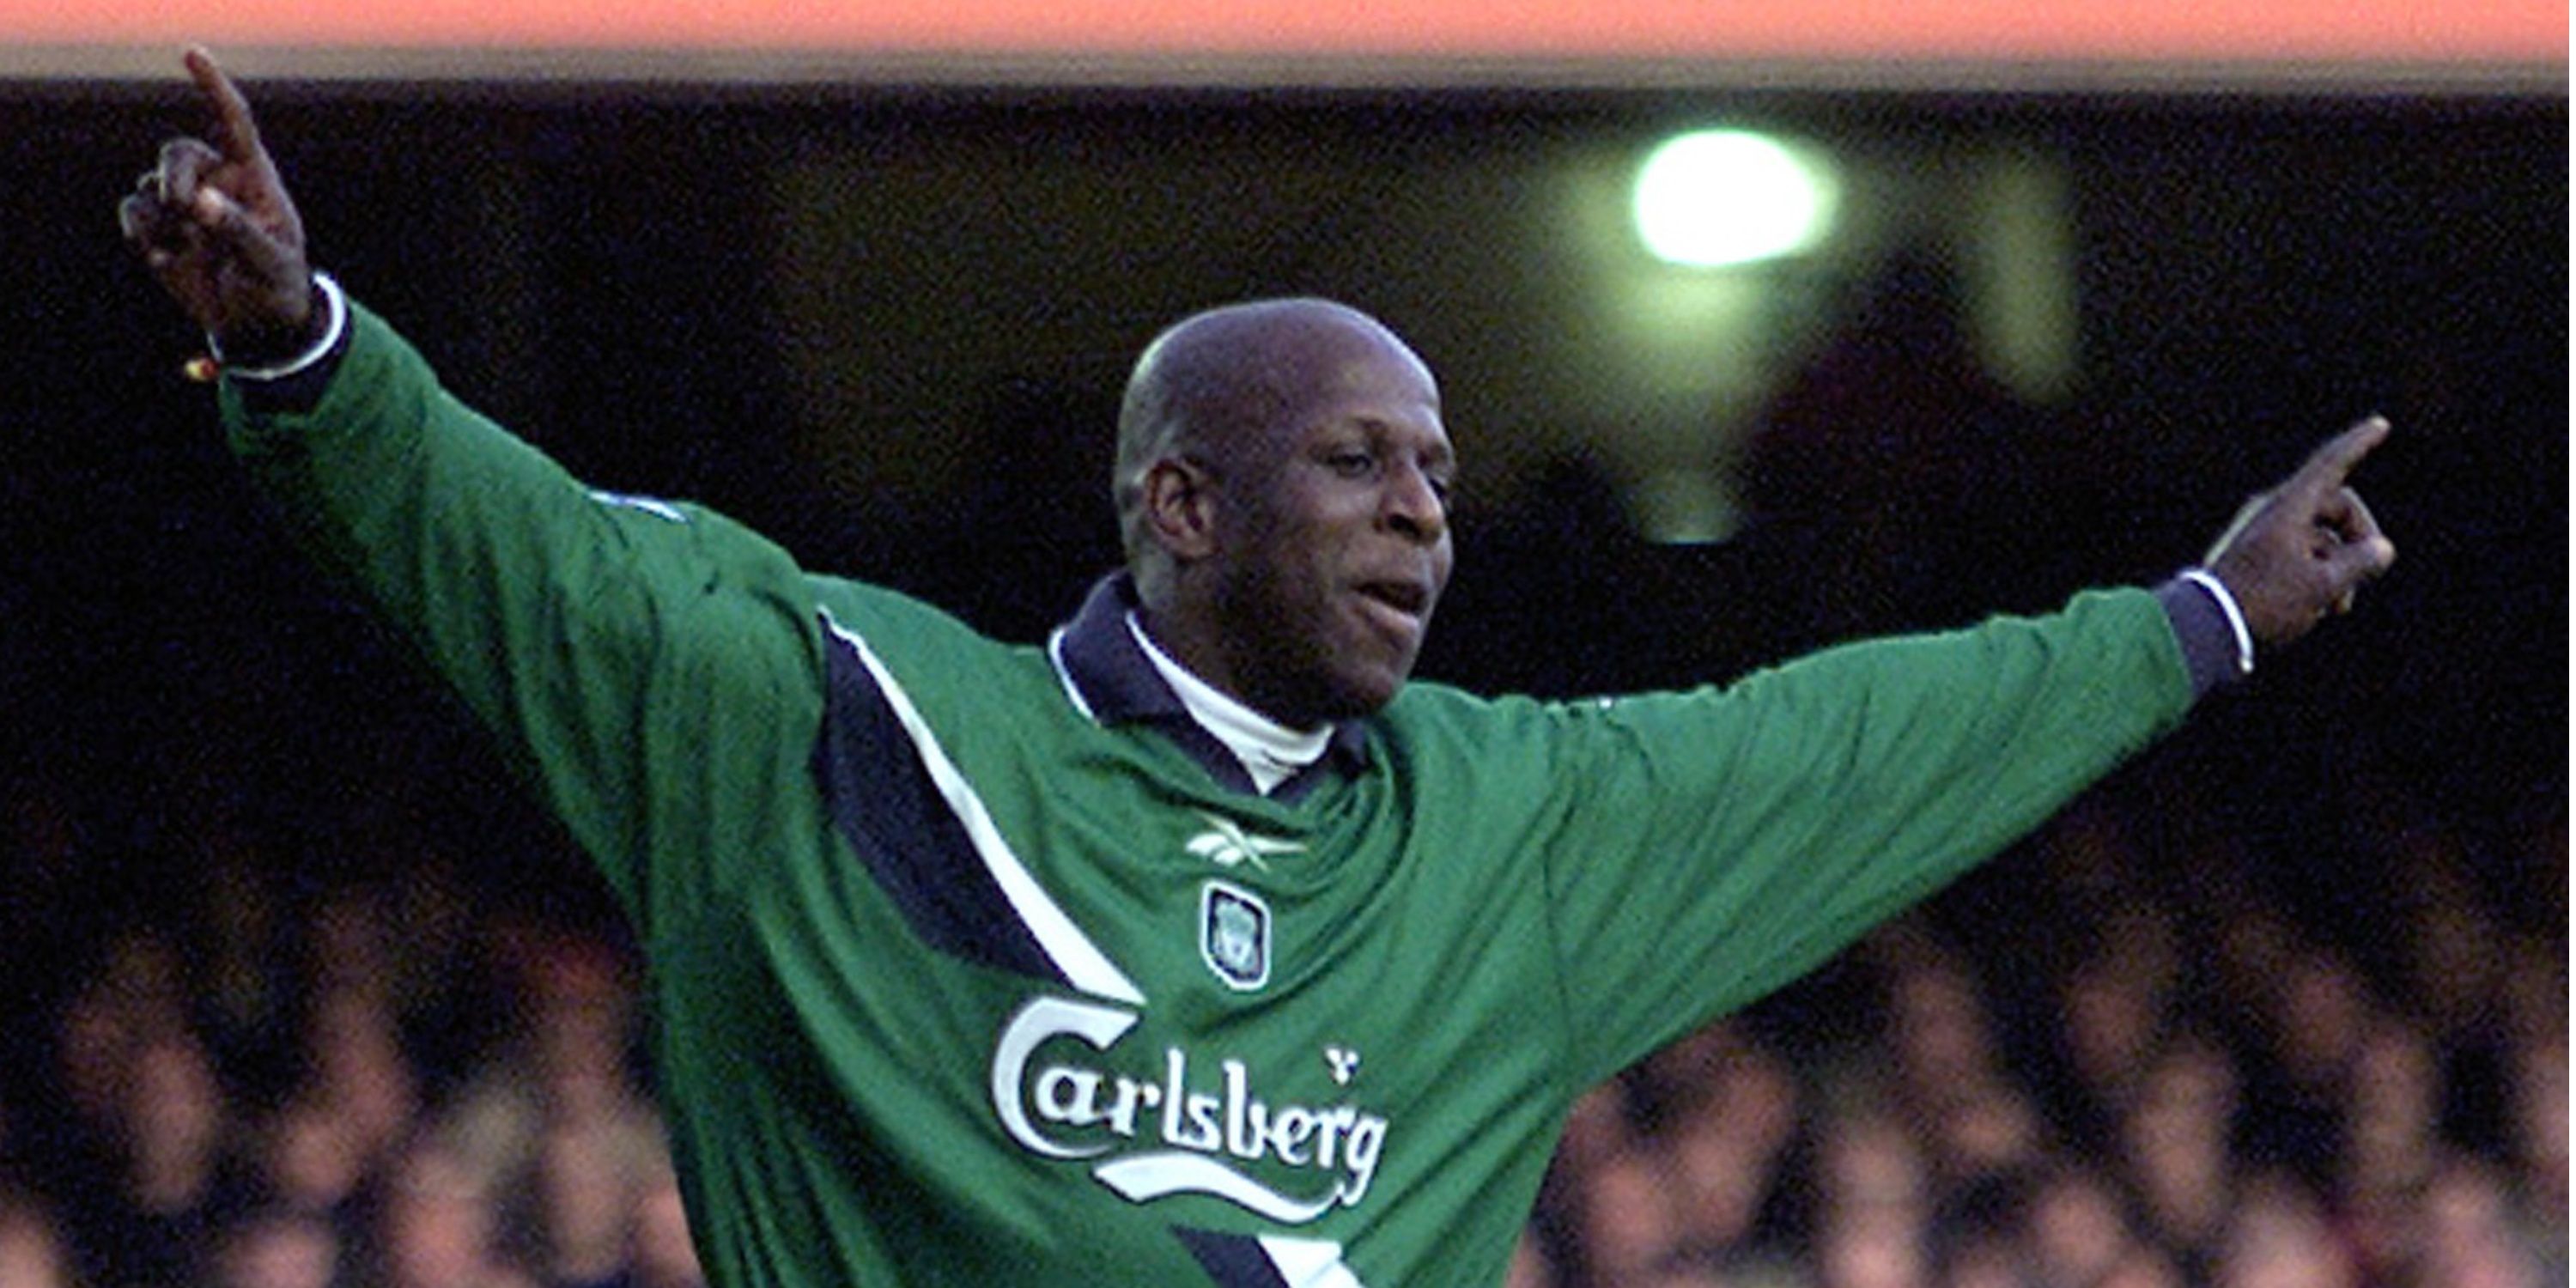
1124, 612, 1330, 795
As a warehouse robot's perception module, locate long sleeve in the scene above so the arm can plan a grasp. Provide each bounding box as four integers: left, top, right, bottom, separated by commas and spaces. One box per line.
1533, 587, 2195, 1084
222, 299, 828, 935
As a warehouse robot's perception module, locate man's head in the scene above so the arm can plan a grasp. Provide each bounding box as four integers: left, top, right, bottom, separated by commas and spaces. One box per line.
1115, 299, 1455, 728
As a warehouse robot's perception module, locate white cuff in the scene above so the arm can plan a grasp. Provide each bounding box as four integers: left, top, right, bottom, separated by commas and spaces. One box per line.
210, 271, 346, 382
2179, 567, 2256, 677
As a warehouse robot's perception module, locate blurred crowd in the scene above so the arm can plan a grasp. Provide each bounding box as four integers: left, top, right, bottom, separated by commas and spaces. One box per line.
0, 747, 2558, 1288
0, 861, 702, 1288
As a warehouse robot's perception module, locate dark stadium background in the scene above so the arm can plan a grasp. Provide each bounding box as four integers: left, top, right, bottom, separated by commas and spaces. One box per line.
2, 76, 2561, 1167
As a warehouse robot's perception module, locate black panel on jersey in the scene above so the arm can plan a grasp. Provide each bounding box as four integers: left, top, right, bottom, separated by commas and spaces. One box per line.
1175, 1228, 1292, 1288
811, 621, 1071, 989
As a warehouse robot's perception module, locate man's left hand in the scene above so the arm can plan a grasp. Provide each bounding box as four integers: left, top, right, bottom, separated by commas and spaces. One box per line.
2205, 416, 2398, 649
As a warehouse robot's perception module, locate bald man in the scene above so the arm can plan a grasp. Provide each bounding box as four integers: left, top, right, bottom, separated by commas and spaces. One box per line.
124, 52, 2389, 1288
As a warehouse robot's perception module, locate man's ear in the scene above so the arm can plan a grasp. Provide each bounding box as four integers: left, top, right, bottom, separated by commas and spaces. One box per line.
1141, 457, 1220, 562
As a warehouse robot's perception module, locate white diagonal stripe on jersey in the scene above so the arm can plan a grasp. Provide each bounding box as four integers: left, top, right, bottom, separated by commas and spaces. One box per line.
823, 611, 1144, 1006
1258, 1236, 1367, 1288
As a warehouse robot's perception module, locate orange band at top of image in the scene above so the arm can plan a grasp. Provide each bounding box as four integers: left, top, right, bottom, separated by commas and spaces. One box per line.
4, 0, 2564, 64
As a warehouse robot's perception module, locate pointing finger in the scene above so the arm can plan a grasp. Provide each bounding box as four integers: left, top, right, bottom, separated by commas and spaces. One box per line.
184, 46, 264, 165
2286, 416, 2391, 504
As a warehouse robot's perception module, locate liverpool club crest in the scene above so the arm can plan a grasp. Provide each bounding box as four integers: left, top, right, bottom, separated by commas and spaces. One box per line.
1200, 881, 1272, 991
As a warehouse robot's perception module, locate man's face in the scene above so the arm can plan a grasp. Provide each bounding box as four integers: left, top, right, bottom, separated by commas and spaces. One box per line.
1201, 329, 1455, 726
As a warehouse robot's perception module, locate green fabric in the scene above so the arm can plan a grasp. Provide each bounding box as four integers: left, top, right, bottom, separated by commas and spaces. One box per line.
226, 301, 2194, 1286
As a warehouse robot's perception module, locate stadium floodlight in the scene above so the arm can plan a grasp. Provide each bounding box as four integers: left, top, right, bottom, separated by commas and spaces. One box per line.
1632, 130, 1839, 269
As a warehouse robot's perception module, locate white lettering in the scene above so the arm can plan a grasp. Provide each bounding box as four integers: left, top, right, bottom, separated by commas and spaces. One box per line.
990, 994, 1393, 1225
991, 998, 1136, 1160
1183, 1091, 1224, 1153
1342, 1115, 1387, 1203
1224, 1060, 1264, 1160
1035, 1066, 1103, 1127
1272, 1106, 1315, 1166
1105, 1075, 1156, 1138
1315, 1106, 1351, 1169
1163, 1048, 1221, 1151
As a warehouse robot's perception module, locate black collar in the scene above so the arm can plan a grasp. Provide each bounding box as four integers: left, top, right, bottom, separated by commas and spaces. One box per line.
1048, 574, 1370, 799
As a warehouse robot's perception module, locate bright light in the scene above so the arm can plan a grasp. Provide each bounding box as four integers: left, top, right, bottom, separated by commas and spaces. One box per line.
1632, 130, 1839, 268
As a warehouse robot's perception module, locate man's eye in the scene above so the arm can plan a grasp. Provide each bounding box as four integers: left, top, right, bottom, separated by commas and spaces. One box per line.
1327, 451, 1374, 476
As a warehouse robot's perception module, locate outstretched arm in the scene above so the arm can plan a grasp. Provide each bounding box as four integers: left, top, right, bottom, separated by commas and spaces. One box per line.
117, 46, 321, 365
1546, 417, 2398, 1076
114, 51, 829, 939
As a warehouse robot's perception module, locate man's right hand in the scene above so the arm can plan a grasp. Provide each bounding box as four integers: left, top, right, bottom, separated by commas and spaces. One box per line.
118, 46, 319, 364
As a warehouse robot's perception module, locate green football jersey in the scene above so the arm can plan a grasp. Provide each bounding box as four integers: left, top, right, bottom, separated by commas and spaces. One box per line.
225, 301, 2196, 1286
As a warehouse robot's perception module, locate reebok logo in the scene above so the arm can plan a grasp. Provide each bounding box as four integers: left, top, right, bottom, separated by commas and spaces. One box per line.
1186, 812, 1304, 872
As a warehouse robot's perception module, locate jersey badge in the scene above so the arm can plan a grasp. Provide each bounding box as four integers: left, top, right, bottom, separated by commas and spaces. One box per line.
1200, 880, 1272, 991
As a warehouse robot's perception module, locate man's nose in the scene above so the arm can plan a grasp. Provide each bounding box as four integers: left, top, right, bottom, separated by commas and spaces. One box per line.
1382, 462, 1447, 544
